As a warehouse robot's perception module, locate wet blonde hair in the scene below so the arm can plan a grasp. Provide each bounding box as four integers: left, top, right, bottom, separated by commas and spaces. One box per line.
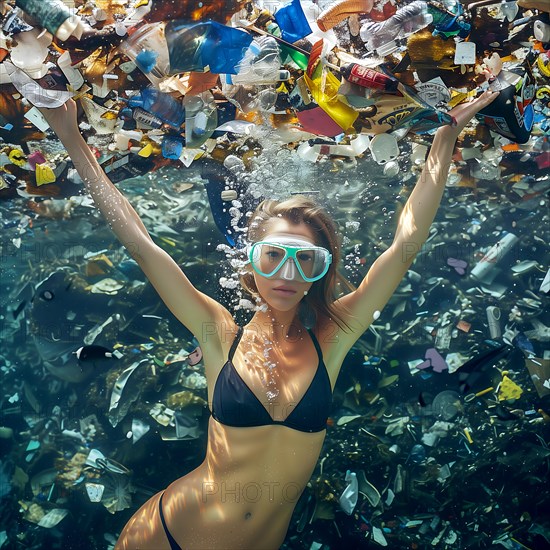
240, 195, 356, 331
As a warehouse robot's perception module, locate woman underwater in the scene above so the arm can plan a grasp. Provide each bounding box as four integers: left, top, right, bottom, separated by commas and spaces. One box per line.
40, 90, 497, 550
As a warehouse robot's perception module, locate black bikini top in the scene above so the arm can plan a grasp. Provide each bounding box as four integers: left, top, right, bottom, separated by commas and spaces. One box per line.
211, 326, 332, 433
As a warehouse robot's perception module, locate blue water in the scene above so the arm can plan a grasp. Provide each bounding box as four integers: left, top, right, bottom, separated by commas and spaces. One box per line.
1, 150, 549, 548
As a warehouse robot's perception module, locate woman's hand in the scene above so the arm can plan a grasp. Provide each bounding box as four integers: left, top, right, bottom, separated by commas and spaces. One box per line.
38, 99, 80, 140
437, 90, 500, 140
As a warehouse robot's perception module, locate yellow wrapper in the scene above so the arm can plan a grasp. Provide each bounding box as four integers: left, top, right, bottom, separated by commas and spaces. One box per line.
304, 72, 358, 132
35, 163, 56, 186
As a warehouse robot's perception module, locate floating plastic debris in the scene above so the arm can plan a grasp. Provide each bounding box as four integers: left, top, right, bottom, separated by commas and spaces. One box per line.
432, 390, 462, 420
498, 375, 524, 401
109, 360, 148, 427
339, 470, 358, 514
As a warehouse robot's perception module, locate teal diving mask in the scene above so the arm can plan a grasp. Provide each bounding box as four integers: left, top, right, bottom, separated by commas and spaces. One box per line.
248, 237, 332, 283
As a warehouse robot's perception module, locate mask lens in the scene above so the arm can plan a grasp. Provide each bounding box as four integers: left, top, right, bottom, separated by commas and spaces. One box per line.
296, 248, 327, 279
252, 243, 288, 277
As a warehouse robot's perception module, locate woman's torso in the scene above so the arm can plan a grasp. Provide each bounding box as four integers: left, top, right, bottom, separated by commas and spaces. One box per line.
117, 322, 343, 550
165, 322, 341, 549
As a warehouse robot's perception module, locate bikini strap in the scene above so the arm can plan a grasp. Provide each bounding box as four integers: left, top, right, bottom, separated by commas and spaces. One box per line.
307, 328, 324, 361
228, 326, 244, 361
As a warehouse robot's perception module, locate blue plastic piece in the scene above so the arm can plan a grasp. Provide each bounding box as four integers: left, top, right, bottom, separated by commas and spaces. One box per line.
135, 49, 158, 74
162, 136, 184, 159
513, 332, 535, 356
165, 21, 253, 74
409, 444, 426, 464
127, 88, 185, 128
274, 0, 312, 43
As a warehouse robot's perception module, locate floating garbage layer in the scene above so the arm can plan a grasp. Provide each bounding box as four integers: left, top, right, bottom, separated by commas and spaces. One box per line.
0, 0, 549, 549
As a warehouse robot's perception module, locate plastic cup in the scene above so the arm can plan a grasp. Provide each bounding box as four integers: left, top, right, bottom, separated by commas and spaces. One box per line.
119, 23, 170, 87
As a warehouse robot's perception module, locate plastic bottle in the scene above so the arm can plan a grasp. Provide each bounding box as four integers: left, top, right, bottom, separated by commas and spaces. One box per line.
360, 1, 433, 54
132, 108, 164, 130
228, 36, 289, 86
486, 306, 502, 339
15, 0, 84, 40
126, 89, 185, 129
470, 233, 519, 283
119, 23, 170, 86
222, 82, 278, 113
219, 36, 287, 113
326, 61, 399, 92
164, 21, 253, 75
476, 71, 535, 144
183, 91, 218, 148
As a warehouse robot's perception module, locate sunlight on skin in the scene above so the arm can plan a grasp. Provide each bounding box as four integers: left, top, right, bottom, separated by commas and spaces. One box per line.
113, 319, 329, 549
398, 201, 419, 244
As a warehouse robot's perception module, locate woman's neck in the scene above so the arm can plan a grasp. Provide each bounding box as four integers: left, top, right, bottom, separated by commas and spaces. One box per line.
249, 308, 304, 343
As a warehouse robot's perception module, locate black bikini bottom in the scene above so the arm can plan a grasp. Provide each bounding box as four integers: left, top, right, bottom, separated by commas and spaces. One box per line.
159, 492, 183, 550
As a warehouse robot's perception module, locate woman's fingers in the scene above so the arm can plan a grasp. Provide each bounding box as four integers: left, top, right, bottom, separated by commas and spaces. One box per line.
463, 90, 499, 116
476, 90, 500, 108
452, 91, 500, 121
440, 90, 501, 136
464, 90, 499, 111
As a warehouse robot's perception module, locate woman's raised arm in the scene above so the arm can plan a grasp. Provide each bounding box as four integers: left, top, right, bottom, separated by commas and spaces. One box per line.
39, 100, 232, 341
332, 91, 499, 350
40, 100, 151, 255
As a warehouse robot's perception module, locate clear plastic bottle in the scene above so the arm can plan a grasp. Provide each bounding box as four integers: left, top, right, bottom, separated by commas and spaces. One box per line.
165, 21, 253, 75
221, 36, 288, 113
228, 36, 289, 86
360, 1, 432, 54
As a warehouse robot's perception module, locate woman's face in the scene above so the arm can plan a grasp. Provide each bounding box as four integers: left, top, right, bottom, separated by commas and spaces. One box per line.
252, 219, 318, 312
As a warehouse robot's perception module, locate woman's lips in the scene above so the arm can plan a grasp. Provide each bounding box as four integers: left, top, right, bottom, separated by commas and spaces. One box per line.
273, 287, 297, 296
